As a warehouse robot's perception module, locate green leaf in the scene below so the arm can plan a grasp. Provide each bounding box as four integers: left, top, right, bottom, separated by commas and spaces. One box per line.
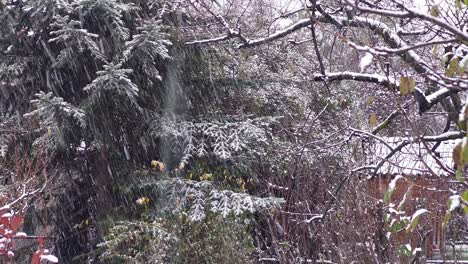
397, 244, 412, 257
464, 206, 468, 215
456, 168, 464, 182
430, 5, 440, 17
398, 191, 408, 210
389, 220, 407, 233
456, 0, 462, 8
442, 211, 451, 229
406, 209, 428, 232
462, 190, 468, 201
384, 189, 392, 204
384, 175, 404, 204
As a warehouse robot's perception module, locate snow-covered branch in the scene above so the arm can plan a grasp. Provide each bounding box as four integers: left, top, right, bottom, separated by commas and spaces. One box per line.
183, 5, 466, 114
371, 108, 402, 134
347, 0, 468, 42
420, 131, 465, 142
349, 38, 458, 55
353, 131, 465, 173
312, 71, 398, 90
238, 19, 311, 48
185, 34, 231, 45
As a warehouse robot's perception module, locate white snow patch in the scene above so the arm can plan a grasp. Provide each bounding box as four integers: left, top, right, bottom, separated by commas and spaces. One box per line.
359, 52, 374, 73
448, 195, 460, 211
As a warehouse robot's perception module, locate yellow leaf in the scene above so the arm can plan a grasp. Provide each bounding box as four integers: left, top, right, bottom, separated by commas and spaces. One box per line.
47, 126, 52, 136
179, 163, 185, 170
433, 44, 439, 57
400, 77, 408, 95
430, 5, 439, 17
453, 142, 463, 168
205, 173, 213, 181
463, 142, 468, 167
457, 64, 465, 76
367, 96, 375, 104
442, 212, 451, 229
457, 120, 467, 131
408, 78, 416, 93
150, 160, 165, 171
370, 113, 377, 127
446, 58, 459, 77
136, 197, 150, 205
459, 103, 468, 121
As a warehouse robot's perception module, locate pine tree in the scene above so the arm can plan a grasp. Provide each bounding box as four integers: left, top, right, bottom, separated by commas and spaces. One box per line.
122, 20, 172, 82
49, 15, 107, 68
0, 1, 290, 263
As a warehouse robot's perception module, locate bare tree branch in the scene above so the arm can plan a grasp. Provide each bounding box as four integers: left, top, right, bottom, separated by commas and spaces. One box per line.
348, 0, 468, 42
371, 108, 402, 134
312, 71, 398, 90
185, 34, 231, 45
237, 19, 311, 48
352, 131, 465, 173
349, 38, 458, 55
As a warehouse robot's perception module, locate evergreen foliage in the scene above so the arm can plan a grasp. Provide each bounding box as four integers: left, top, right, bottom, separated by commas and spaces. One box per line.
153, 116, 277, 163
2, 0, 465, 263
83, 63, 140, 109
0, 1, 285, 262
122, 20, 172, 82
49, 15, 106, 68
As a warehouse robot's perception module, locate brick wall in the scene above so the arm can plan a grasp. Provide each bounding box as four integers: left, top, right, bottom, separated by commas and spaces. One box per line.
367, 175, 450, 258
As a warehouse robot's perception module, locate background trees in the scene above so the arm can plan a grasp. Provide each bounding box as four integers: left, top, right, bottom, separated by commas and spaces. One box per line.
0, 0, 467, 263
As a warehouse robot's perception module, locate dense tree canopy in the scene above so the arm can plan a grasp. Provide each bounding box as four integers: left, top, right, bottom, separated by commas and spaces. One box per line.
0, 0, 467, 263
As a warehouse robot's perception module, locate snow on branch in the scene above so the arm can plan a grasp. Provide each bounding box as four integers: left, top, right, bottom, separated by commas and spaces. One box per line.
320, 15, 467, 91
185, 34, 231, 45
237, 19, 311, 48
349, 38, 458, 55
312, 71, 398, 90
420, 131, 465, 142
190, 12, 433, 78
183, 6, 465, 110
185, 10, 439, 83
352, 131, 465, 174
347, 0, 468, 42
426, 88, 454, 108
